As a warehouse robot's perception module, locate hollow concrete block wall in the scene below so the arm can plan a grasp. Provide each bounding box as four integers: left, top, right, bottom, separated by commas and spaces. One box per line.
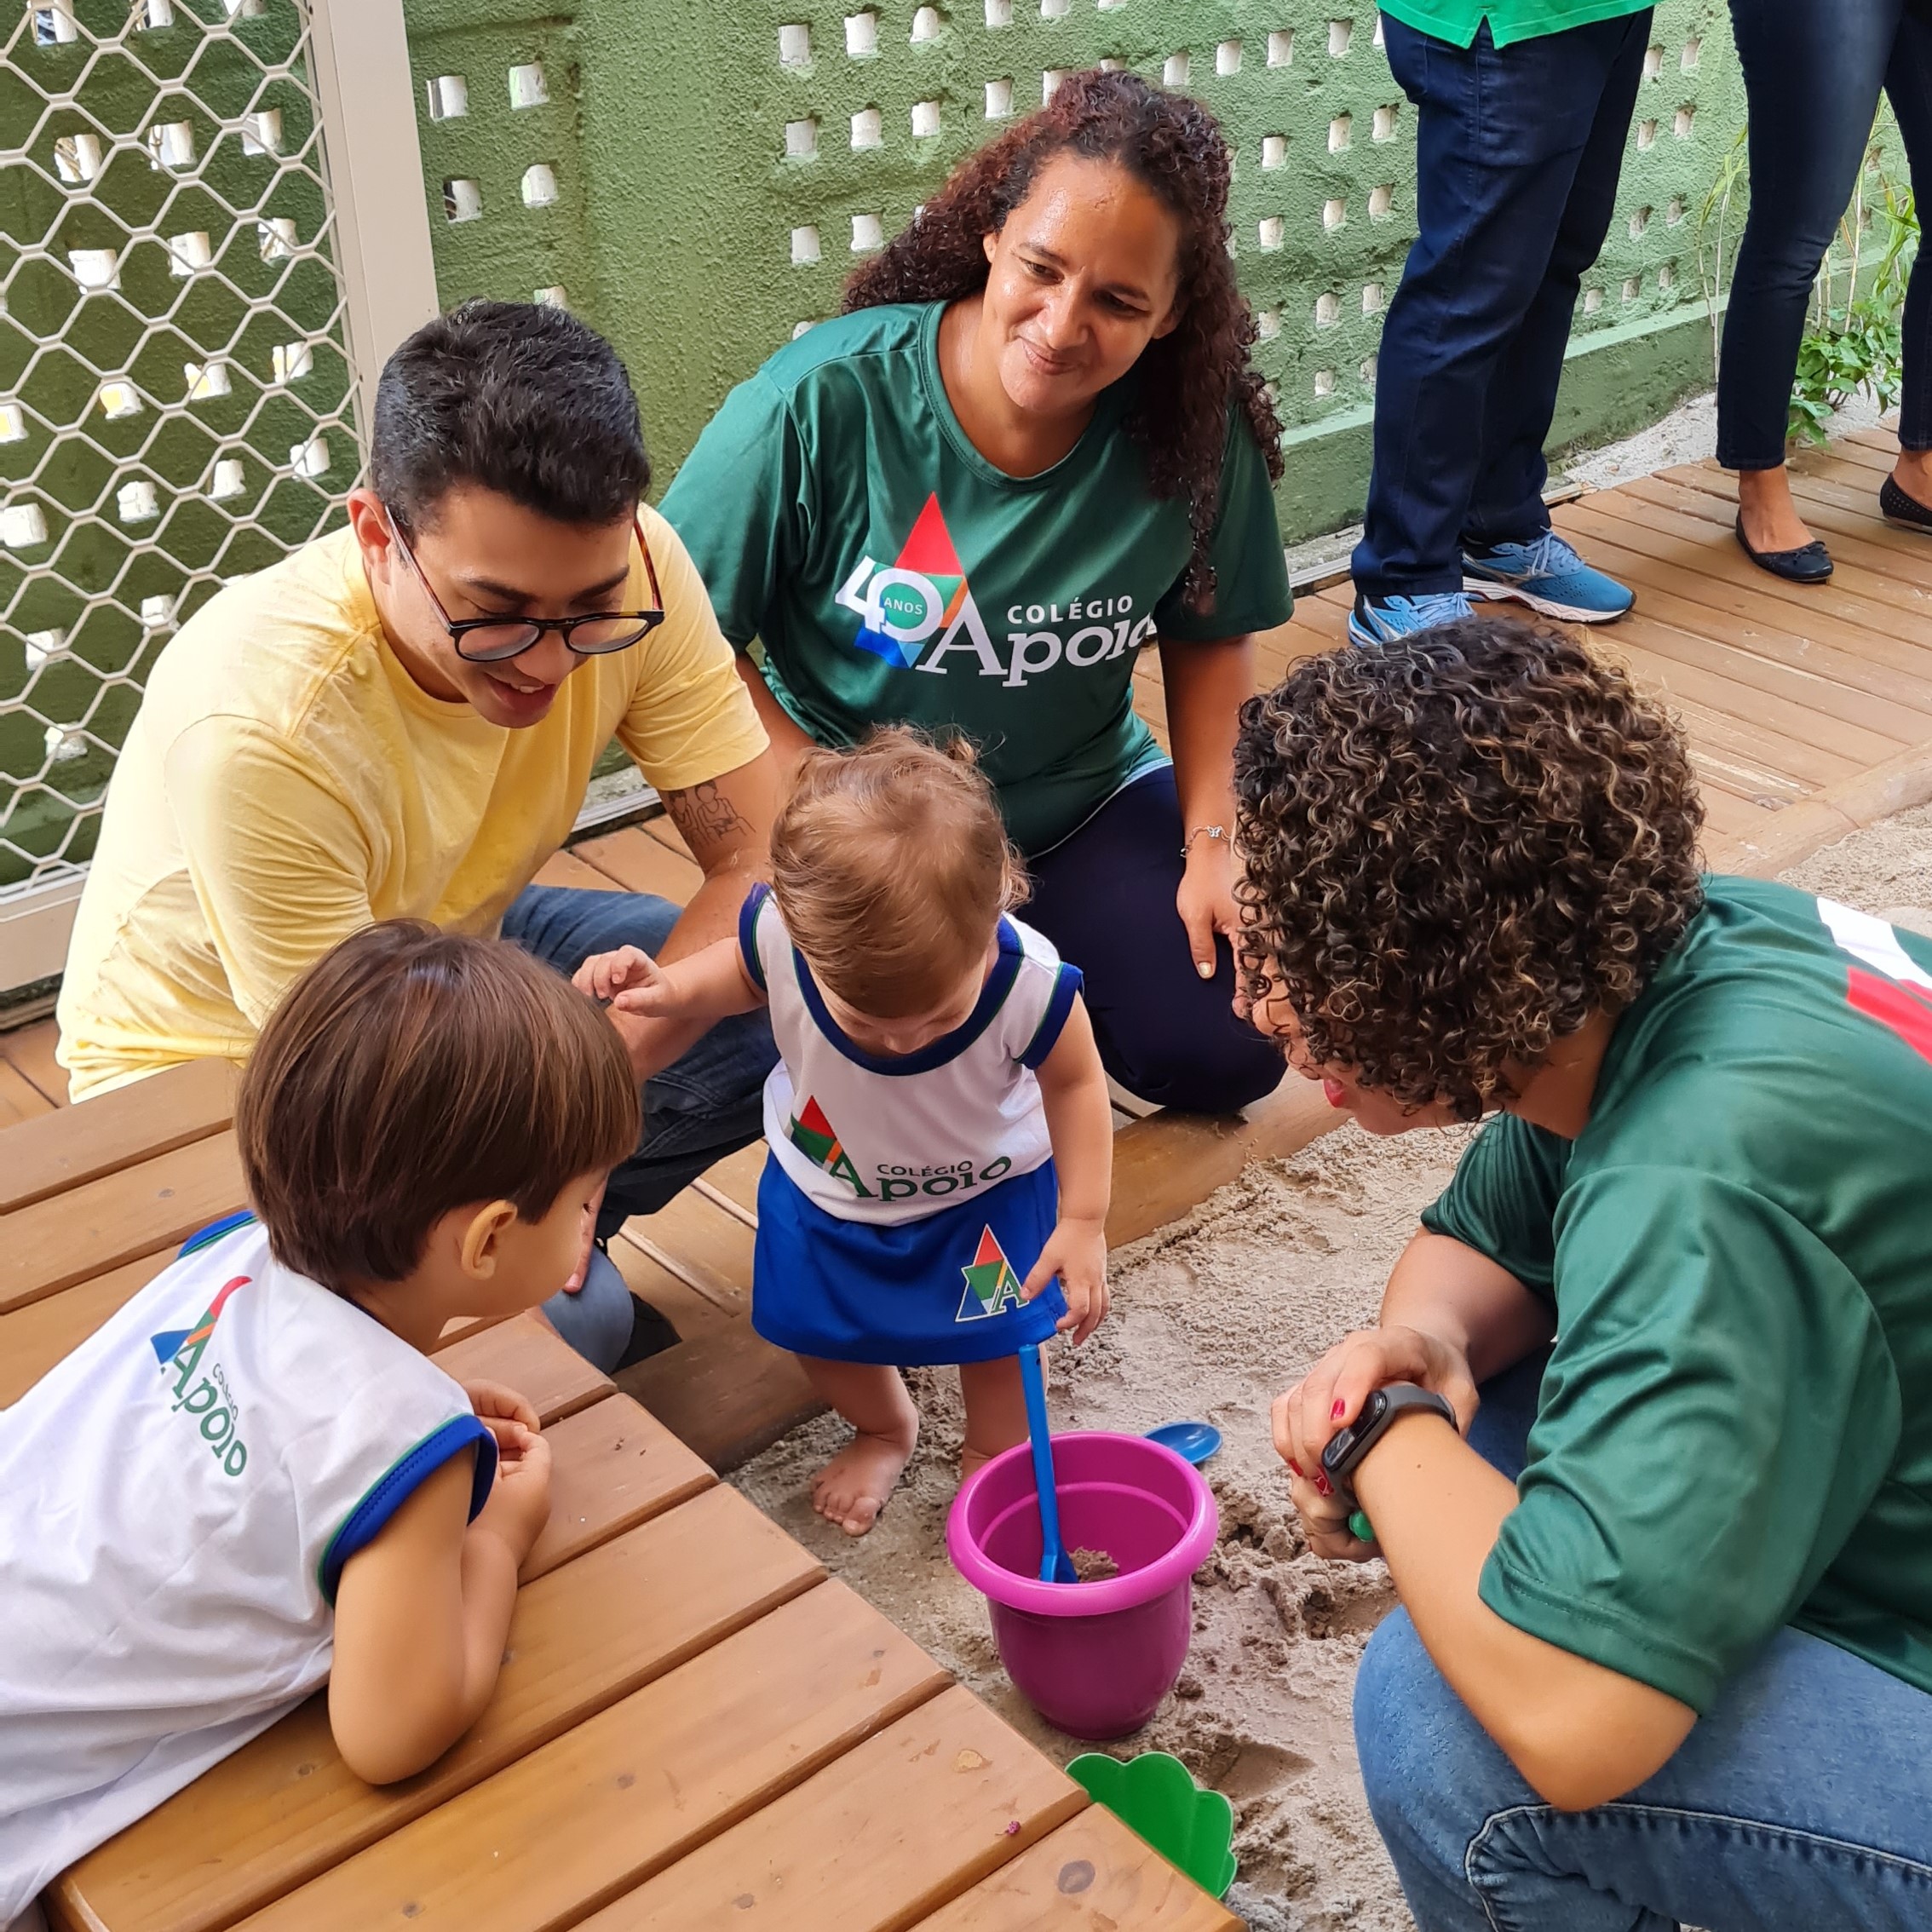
395, 0, 1877, 543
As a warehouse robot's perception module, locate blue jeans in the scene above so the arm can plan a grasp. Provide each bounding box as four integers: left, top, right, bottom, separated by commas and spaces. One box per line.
1354, 1355, 1932, 1929
1027, 767, 1283, 1113
1717, 0, 1931, 469
501, 879, 776, 1228
1352, 12, 1651, 600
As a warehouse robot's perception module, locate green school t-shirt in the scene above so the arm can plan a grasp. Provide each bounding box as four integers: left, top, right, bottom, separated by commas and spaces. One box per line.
1377, 0, 1650, 50
1421, 877, 1932, 1711
659, 303, 1292, 854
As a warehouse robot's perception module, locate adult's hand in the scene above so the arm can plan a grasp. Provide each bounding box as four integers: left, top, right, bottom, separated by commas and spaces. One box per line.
1176, 834, 1241, 980
1271, 1323, 1481, 1559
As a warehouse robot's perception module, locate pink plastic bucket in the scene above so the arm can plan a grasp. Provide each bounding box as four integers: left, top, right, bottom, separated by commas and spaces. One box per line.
946, 1430, 1218, 1739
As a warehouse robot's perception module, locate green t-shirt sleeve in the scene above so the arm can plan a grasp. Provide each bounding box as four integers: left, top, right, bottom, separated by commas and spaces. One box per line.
1480, 1166, 1899, 1712
1419, 1114, 1570, 1297
658, 368, 806, 652
1152, 410, 1293, 642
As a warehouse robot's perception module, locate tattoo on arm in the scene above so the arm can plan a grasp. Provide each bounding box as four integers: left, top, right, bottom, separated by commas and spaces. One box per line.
661, 779, 753, 854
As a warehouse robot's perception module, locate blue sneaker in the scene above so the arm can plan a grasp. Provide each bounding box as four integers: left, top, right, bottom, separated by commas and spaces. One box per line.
1348, 589, 1475, 647
1462, 531, 1633, 624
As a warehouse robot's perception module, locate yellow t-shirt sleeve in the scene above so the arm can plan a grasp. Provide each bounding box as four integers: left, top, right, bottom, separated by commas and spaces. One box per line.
163, 714, 377, 1030
615, 507, 768, 793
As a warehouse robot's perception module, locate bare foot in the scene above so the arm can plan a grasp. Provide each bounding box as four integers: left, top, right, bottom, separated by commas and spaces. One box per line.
813, 1423, 917, 1536
1737, 464, 1818, 553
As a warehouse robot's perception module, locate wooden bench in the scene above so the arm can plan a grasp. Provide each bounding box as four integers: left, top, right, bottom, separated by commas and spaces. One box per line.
0, 1066, 1239, 1932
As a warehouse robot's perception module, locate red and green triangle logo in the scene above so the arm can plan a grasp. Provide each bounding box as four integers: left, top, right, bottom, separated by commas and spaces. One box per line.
787, 1095, 843, 1170
896, 492, 965, 577
957, 1225, 1025, 1323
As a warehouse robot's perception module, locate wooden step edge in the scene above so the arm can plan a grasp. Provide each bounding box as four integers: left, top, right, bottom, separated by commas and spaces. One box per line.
1711, 738, 1932, 880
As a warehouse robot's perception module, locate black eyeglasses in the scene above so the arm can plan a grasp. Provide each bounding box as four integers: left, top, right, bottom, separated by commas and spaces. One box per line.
386, 509, 666, 664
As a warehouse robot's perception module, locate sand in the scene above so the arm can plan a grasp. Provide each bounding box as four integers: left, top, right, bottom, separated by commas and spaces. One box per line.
731, 808, 1932, 1929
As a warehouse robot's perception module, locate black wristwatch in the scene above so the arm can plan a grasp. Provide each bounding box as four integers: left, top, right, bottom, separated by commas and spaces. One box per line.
1320, 1382, 1459, 1504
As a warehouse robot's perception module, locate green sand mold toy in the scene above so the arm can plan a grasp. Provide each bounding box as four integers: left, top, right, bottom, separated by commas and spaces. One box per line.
1067, 1749, 1238, 1898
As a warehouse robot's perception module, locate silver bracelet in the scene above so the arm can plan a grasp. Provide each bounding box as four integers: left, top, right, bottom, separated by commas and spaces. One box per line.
1182, 824, 1230, 859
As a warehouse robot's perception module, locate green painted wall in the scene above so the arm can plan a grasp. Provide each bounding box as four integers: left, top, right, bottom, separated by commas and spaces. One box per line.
399, 0, 1759, 540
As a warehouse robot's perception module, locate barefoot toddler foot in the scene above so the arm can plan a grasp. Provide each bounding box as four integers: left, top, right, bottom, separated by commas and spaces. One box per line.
813, 1426, 916, 1536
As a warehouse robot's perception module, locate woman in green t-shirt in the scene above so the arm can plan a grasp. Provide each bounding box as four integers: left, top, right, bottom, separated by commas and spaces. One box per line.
1240, 615, 1932, 1929
662, 70, 1292, 1114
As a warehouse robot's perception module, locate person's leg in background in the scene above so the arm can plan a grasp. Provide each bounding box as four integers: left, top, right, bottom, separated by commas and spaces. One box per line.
1458, 12, 1647, 623
1025, 768, 1282, 1114
1349, 14, 1644, 646
1352, 1352, 1932, 1929
1879, 0, 1932, 527
502, 882, 777, 1369
1719, 0, 1897, 571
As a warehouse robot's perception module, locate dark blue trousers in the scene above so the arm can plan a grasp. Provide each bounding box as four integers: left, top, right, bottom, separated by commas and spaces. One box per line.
1352, 11, 1653, 600
1027, 767, 1283, 1114
1717, 0, 1931, 469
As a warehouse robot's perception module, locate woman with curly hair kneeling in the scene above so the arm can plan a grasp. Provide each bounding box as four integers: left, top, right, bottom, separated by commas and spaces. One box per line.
1240, 615, 1932, 1932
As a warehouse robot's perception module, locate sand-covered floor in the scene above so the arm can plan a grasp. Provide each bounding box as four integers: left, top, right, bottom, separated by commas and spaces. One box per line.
732, 806, 1932, 1929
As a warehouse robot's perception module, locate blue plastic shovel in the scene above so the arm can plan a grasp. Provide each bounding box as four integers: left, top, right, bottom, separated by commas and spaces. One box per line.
1146, 1419, 1222, 1465
1019, 1343, 1077, 1584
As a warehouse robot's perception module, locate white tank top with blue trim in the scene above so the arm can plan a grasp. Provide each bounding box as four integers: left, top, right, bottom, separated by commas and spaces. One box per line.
740, 886, 1084, 1227
0, 1217, 492, 1923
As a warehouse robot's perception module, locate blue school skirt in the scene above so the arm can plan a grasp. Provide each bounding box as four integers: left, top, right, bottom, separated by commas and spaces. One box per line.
751, 1155, 1068, 1366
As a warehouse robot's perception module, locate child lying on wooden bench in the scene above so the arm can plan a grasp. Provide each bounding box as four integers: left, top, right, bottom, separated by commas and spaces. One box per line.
0, 921, 640, 1929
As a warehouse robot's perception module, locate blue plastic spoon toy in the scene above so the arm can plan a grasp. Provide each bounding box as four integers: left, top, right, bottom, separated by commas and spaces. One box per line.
1019, 1343, 1077, 1583
1146, 1419, 1222, 1465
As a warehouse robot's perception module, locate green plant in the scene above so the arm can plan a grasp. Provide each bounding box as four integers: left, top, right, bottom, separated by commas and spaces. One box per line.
1695, 124, 1751, 383
1790, 142, 1919, 445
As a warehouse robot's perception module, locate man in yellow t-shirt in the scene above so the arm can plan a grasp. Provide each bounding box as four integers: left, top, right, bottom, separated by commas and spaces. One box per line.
57, 301, 779, 1370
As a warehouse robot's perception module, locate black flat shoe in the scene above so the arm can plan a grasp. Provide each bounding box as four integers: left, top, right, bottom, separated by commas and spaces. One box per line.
1880, 474, 1932, 533
1734, 515, 1833, 583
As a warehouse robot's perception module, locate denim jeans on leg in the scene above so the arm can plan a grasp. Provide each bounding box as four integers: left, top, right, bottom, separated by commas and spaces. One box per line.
501, 883, 777, 1240
1717, 0, 1932, 469
1352, 12, 1652, 600
1352, 1355, 1932, 1930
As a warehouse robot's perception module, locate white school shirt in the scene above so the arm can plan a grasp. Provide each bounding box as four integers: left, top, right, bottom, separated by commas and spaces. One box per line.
0, 1218, 492, 1923
739, 886, 1084, 1226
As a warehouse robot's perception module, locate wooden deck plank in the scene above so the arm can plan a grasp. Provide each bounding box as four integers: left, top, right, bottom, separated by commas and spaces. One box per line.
533, 848, 628, 893
641, 813, 697, 860
520, 1393, 716, 1582
0, 1130, 244, 1315
623, 1187, 756, 1316
1586, 479, 1932, 621
576, 1686, 1088, 1932
1612, 473, 1932, 615
620, 1320, 825, 1473
1555, 497, 1932, 669
0, 1251, 172, 1406
0, 1056, 239, 1213
56, 1489, 825, 1932
431, 1312, 614, 1424
1693, 785, 1779, 842
233, 1585, 950, 1932
0, 1016, 70, 1106
1660, 461, 1932, 571
608, 1228, 737, 1341
696, 1139, 765, 1219
573, 827, 704, 904
911, 1807, 1242, 1932
1819, 428, 1898, 471
0, 1055, 54, 1130
1550, 510, 1932, 733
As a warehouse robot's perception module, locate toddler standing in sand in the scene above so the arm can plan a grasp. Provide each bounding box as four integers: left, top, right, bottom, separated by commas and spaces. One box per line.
578, 728, 1113, 1533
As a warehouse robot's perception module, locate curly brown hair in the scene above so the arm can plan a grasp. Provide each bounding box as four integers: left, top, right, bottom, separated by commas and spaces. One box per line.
843, 67, 1282, 608
1233, 617, 1705, 1120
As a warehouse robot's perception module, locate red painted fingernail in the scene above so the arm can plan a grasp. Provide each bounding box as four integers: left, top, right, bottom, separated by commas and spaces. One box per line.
1287, 1460, 1303, 1478
1314, 1474, 1333, 1497
1331, 1400, 1345, 1419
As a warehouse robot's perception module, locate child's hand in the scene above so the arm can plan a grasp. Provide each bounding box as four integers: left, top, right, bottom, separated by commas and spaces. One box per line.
572, 946, 677, 1018
473, 1420, 553, 1567
463, 1379, 540, 1435
1022, 1216, 1109, 1344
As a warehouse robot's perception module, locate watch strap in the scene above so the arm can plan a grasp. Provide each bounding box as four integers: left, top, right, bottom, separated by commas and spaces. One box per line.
1320, 1382, 1458, 1500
